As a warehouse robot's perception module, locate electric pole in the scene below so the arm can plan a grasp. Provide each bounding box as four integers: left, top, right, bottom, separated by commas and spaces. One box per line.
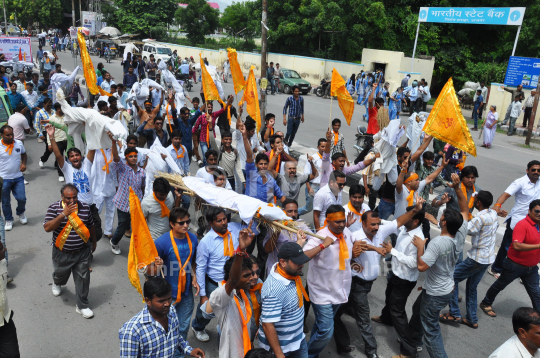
2, 0, 7, 36
72, 0, 76, 28
260, 0, 268, 119
525, 83, 540, 145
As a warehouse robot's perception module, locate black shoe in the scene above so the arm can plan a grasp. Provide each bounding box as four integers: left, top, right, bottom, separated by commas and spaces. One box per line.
336, 345, 355, 354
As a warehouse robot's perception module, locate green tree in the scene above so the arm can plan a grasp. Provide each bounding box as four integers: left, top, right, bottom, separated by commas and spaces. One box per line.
9, 0, 63, 29
176, 0, 220, 45
115, 0, 177, 37
220, 1, 259, 46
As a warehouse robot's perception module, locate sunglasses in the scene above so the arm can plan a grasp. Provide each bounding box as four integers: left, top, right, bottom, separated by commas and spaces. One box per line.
530, 168, 540, 173
534, 210, 540, 214
174, 219, 191, 226
252, 269, 260, 276
337, 183, 346, 188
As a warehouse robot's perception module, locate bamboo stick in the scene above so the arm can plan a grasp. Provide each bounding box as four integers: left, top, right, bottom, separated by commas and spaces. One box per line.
270, 221, 326, 241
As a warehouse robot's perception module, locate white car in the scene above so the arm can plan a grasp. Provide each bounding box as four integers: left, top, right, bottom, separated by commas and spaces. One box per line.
141, 43, 173, 63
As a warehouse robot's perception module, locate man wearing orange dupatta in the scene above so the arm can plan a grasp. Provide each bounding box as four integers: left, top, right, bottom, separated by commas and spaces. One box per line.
43, 184, 96, 319
146, 207, 199, 358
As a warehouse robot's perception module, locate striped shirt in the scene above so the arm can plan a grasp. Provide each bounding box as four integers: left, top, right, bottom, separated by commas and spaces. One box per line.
283, 96, 304, 118
113, 161, 146, 213
330, 132, 345, 157
35, 108, 52, 133
467, 208, 499, 264
44, 200, 94, 251
258, 263, 305, 354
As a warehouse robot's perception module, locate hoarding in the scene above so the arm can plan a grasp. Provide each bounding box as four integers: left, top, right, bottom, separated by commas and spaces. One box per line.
0, 37, 32, 61
504, 56, 540, 89
418, 7, 525, 25
82, 11, 97, 35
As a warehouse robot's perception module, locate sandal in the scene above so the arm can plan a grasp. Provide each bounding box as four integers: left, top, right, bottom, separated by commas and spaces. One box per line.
460, 318, 478, 329
480, 303, 497, 317
439, 312, 462, 324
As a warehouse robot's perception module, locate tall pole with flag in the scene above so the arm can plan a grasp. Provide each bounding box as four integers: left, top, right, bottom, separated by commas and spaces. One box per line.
329, 68, 355, 126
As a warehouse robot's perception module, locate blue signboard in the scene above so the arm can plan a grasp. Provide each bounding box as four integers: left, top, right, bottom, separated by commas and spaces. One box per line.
418, 7, 525, 25
504, 56, 540, 89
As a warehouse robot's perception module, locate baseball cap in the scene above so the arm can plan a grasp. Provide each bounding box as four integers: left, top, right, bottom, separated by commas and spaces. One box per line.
278, 242, 310, 265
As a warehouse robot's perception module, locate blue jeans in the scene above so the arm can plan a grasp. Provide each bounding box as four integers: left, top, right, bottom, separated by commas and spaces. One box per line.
472, 105, 480, 128
449, 257, 489, 324
307, 303, 340, 358
200, 142, 209, 166
482, 258, 540, 310
420, 290, 453, 358
2, 176, 26, 221
298, 184, 319, 216
111, 209, 131, 245
491, 220, 513, 274
284, 117, 301, 146
191, 277, 219, 331
269, 78, 275, 93
174, 291, 195, 358
377, 199, 395, 220
285, 338, 308, 358
0, 217, 5, 263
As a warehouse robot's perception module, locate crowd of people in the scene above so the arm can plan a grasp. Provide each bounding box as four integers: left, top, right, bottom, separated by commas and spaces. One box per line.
1, 47, 540, 358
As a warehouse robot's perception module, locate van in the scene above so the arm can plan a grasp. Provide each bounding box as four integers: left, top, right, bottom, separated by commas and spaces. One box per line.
141, 43, 173, 63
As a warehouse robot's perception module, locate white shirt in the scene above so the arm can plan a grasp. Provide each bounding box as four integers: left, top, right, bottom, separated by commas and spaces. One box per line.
21, 90, 38, 108
91, 149, 117, 203
304, 154, 323, 185
511, 101, 522, 117
100, 79, 116, 93
313, 184, 343, 227
196, 167, 232, 190
352, 220, 398, 281
490, 335, 540, 358
467, 208, 498, 264
61, 159, 93, 205
391, 225, 425, 282
394, 180, 427, 219
233, 129, 262, 171
304, 226, 356, 305
0, 259, 11, 328
343, 202, 370, 233
0, 139, 25, 180
505, 175, 540, 229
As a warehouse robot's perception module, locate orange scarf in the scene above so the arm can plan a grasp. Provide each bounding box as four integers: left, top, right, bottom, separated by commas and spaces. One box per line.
269, 149, 281, 171
217, 230, 234, 256
227, 106, 231, 125
347, 201, 364, 217
2, 139, 14, 155
333, 131, 339, 145
55, 202, 90, 250
204, 114, 211, 145
249, 283, 263, 326
277, 265, 309, 308
153, 192, 170, 218
317, 152, 322, 160
221, 280, 252, 355
321, 212, 349, 270
173, 144, 185, 159
404, 173, 419, 206
165, 103, 173, 133
170, 231, 192, 304
461, 182, 475, 220
100, 149, 112, 174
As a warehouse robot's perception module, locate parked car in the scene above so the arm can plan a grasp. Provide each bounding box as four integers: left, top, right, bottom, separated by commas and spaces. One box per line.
278, 68, 312, 95
142, 43, 173, 63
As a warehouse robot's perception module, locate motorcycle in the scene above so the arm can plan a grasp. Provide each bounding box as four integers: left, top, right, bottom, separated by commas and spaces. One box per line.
353, 125, 373, 155
175, 72, 193, 92
316, 79, 331, 97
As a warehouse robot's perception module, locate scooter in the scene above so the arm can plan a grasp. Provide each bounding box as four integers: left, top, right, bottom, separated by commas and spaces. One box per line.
353, 125, 373, 155
316, 79, 331, 97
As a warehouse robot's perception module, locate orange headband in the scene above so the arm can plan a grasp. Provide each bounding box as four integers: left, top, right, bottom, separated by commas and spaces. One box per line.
404, 173, 419, 183
326, 212, 346, 221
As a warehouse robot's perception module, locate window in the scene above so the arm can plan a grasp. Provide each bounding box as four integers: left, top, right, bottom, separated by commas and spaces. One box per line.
143, 45, 148, 52
282, 70, 301, 79
157, 47, 172, 55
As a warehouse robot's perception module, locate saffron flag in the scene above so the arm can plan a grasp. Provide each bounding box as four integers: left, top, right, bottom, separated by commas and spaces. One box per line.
18, 48, 22, 61
77, 28, 111, 97
127, 187, 158, 300
330, 68, 354, 125
422, 78, 476, 157
238, 66, 261, 131
200, 53, 224, 105
227, 48, 246, 94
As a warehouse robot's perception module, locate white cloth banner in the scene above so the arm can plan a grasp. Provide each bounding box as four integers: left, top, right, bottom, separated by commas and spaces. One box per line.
182, 176, 291, 224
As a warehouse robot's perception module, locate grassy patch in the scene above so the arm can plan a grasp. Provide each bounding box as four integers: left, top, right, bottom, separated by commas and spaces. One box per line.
427, 98, 436, 105
517, 144, 540, 151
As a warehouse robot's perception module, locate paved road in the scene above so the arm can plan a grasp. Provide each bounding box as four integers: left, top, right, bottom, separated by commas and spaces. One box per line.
8, 41, 535, 357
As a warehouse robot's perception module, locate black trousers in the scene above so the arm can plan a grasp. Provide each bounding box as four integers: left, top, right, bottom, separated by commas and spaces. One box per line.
523, 107, 533, 127
366, 184, 377, 210
379, 274, 418, 356
0, 311, 21, 358
90, 204, 103, 242
41, 139, 67, 177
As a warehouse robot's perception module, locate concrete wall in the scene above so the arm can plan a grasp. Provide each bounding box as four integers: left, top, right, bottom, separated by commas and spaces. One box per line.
150, 41, 433, 88
401, 57, 435, 88
486, 83, 538, 126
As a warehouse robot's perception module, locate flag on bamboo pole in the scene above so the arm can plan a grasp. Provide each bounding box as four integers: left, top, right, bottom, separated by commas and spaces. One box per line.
77, 28, 111, 97
200, 53, 224, 105
330, 68, 354, 125
127, 187, 158, 300
227, 48, 246, 95
238, 66, 261, 131
422, 78, 477, 157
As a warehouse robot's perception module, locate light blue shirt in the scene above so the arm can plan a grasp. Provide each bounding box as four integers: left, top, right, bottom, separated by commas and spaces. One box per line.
100, 79, 115, 93
195, 223, 241, 297
404, 86, 418, 101
167, 144, 189, 174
